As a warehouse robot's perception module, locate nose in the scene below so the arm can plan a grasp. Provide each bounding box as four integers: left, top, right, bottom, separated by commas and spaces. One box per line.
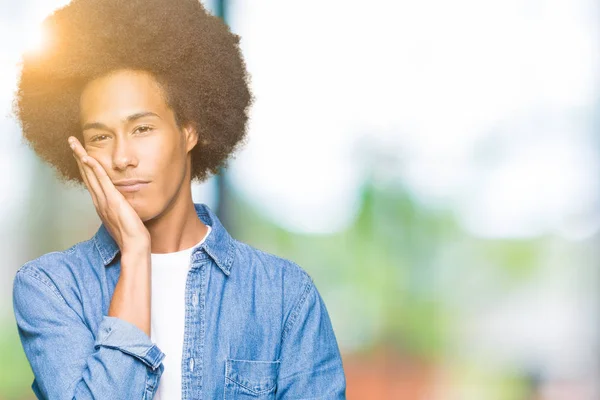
111, 136, 138, 171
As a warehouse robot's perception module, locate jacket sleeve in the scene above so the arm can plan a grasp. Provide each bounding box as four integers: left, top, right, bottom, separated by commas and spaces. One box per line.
276, 274, 347, 399
12, 266, 165, 400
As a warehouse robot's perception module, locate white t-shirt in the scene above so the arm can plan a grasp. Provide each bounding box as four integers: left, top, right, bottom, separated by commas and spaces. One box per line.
150, 225, 212, 400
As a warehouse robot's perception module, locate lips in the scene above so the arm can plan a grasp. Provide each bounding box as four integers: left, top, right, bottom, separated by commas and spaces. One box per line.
113, 179, 150, 186
113, 179, 150, 193
115, 182, 148, 193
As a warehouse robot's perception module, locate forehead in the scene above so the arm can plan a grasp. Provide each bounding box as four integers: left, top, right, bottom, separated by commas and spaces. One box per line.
79, 69, 169, 123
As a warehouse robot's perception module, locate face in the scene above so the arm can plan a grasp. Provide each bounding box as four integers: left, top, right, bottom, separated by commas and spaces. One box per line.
79, 69, 197, 221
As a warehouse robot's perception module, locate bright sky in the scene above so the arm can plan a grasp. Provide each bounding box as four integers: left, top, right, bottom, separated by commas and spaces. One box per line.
0, 0, 598, 239
229, 0, 600, 238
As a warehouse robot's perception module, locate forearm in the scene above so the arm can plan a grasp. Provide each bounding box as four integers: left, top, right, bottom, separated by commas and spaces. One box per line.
108, 247, 151, 337
13, 266, 165, 400
73, 324, 163, 400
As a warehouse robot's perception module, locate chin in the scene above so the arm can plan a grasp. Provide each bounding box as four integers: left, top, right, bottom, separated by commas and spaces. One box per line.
130, 199, 164, 224
123, 197, 146, 217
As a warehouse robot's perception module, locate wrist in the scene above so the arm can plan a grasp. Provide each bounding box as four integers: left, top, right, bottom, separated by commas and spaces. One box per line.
122, 240, 150, 255
121, 246, 150, 267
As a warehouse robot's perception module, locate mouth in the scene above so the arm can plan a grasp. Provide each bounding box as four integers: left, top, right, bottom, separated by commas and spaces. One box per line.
114, 181, 150, 193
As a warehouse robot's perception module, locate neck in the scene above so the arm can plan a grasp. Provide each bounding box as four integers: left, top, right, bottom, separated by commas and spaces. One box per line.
144, 184, 208, 254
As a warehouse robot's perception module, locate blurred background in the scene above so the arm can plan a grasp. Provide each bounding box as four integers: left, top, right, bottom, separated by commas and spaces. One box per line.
1, 0, 599, 399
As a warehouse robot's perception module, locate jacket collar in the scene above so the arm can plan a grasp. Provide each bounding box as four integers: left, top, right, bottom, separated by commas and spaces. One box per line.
93, 202, 235, 276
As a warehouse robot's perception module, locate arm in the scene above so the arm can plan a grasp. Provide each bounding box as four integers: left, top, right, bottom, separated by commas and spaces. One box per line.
276, 275, 347, 399
109, 248, 152, 336
12, 265, 164, 400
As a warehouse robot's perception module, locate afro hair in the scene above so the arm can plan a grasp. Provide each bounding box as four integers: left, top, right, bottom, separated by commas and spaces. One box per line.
13, 0, 253, 186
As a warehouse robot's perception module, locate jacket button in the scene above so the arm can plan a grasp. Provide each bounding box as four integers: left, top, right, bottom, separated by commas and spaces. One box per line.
192, 294, 198, 306
189, 357, 195, 372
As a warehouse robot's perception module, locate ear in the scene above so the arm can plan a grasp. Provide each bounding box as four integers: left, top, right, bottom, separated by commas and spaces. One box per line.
183, 123, 199, 153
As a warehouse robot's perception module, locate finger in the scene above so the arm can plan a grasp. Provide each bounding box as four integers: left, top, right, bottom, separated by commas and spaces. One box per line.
81, 154, 123, 205
80, 155, 108, 209
72, 152, 102, 210
69, 136, 89, 162
69, 138, 106, 208
68, 137, 122, 203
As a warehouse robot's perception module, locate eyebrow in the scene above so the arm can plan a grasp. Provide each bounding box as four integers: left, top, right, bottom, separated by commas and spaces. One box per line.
82, 111, 161, 132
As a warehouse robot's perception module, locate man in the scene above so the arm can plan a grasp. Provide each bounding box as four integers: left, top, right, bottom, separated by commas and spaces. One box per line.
11, 0, 346, 398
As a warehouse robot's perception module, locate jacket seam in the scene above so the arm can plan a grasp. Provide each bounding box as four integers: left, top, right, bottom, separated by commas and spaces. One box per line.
96, 343, 155, 369
224, 376, 276, 395
281, 273, 313, 342
277, 359, 344, 382
17, 267, 68, 306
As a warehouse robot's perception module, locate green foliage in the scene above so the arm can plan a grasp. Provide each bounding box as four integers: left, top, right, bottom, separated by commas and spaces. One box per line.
228, 179, 548, 361
0, 318, 34, 400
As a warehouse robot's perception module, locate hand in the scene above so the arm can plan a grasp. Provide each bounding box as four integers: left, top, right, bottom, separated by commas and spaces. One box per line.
68, 136, 150, 253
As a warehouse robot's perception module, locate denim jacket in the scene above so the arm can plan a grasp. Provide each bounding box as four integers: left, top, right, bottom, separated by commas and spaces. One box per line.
12, 202, 346, 399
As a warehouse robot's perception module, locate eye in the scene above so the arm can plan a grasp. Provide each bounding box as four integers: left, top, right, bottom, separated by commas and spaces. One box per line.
90, 134, 108, 142
134, 125, 153, 134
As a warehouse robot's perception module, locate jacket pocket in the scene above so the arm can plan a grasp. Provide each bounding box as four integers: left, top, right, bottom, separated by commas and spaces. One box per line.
224, 358, 280, 399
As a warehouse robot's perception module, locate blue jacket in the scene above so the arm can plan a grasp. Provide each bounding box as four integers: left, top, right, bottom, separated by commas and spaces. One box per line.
12, 202, 346, 399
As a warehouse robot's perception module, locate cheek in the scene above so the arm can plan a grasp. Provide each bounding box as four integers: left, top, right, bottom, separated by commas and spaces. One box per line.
86, 150, 112, 171
146, 139, 180, 169
146, 138, 187, 182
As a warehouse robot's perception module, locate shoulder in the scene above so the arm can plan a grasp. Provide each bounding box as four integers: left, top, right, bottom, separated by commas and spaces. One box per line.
231, 238, 313, 287
230, 239, 316, 325
13, 239, 97, 302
